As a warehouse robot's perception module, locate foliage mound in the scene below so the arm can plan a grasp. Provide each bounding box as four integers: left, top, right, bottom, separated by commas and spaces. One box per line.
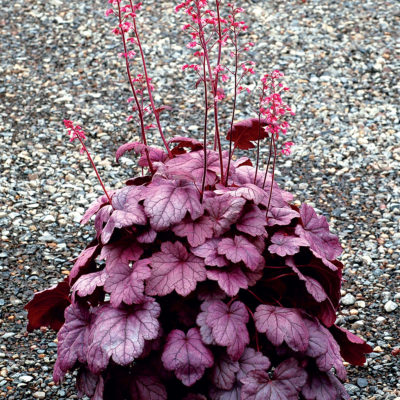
26, 0, 372, 399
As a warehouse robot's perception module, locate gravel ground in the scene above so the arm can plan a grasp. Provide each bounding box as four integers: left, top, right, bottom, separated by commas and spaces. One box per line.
0, 0, 399, 399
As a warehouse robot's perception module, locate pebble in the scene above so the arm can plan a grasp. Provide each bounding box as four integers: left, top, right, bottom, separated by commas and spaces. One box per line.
357, 378, 368, 388
384, 300, 398, 312
19, 375, 33, 383
33, 392, 46, 399
341, 293, 356, 306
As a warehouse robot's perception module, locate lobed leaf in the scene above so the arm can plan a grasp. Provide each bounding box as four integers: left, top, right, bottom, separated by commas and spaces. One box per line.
269, 233, 308, 257
226, 118, 268, 150
104, 259, 151, 307
161, 328, 214, 386
87, 300, 160, 373
206, 300, 249, 360
144, 179, 203, 230
207, 265, 248, 297
211, 352, 240, 390
172, 215, 214, 247
146, 241, 206, 297
236, 205, 268, 237
192, 238, 228, 267
254, 305, 309, 352
218, 236, 263, 271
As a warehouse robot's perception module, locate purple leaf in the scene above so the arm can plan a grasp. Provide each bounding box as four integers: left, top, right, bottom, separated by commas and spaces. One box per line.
236, 205, 267, 237
138, 146, 168, 167
129, 373, 168, 400
115, 141, 144, 162
53, 304, 91, 383
76, 367, 100, 398
205, 194, 246, 236
302, 370, 350, 400
81, 193, 113, 225
295, 203, 342, 260
215, 183, 267, 205
102, 186, 147, 243
99, 238, 143, 272
183, 395, 208, 400
237, 347, 271, 381
168, 135, 203, 153
69, 245, 100, 282
72, 270, 106, 298
137, 227, 157, 243
226, 118, 269, 150
315, 325, 347, 380
165, 149, 220, 185
104, 259, 151, 307
212, 353, 240, 390
94, 205, 113, 238
196, 301, 217, 345
192, 238, 228, 267
241, 358, 307, 400
303, 318, 329, 358
206, 300, 249, 360
286, 258, 328, 303
146, 241, 206, 296
87, 300, 160, 373
25, 278, 70, 332
269, 233, 308, 257
172, 216, 214, 247
197, 283, 227, 301
233, 165, 268, 188
254, 305, 309, 352
144, 179, 203, 230
218, 236, 263, 271
267, 206, 300, 226
207, 265, 248, 296
161, 328, 214, 386
210, 383, 241, 400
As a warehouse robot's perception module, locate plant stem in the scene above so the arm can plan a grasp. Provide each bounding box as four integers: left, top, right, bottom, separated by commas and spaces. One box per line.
200, 55, 208, 202
129, 3, 173, 158
117, 2, 154, 174
225, 25, 239, 185
76, 137, 113, 206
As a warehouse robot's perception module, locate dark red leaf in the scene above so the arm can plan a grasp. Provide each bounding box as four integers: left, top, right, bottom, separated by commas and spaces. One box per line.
129, 373, 168, 400
330, 324, 373, 366
25, 279, 70, 332
226, 118, 268, 150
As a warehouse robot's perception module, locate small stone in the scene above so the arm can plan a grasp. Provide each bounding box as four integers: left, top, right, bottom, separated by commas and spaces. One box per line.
42, 215, 56, 223
357, 378, 368, 388
373, 346, 383, 353
2, 332, 15, 339
376, 316, 386, 323
19, 375, 33, 383
39, 232, 56, 242
33, 392, 46, 399
341, 293, 356, 305
361, 254, 372, 265
344, 383, 359, 395
384, 300, 398, 312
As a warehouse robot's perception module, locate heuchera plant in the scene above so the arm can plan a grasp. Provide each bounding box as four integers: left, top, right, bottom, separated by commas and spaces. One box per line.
26, 1, 372, 399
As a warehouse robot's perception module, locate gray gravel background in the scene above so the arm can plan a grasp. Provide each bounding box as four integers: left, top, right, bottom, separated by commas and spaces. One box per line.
0, 0, 399, 399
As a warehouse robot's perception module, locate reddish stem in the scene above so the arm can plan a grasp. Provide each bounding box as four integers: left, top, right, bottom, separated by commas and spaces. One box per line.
117, 2, 154, 174
248, 289, 265, 305
130, 6, 173, 158
76, 137, 113, 206
225, 24, 239, 185
200, 55, 208, 202
264, 136, 277, 219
